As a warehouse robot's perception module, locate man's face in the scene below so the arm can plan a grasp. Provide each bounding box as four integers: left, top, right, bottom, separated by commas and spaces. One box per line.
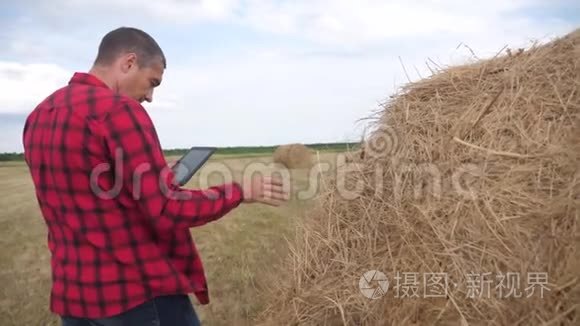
115, 53, 164, 103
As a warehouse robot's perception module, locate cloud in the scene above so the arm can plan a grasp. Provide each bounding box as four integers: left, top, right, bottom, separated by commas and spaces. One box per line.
112, 0, 238, 22
10, 0, 576, 48
13, 0, 240, 24
3, 0, 576, 65
0, 61, 71, 114
142, 47, 387, 148
1, 0, 578, 153
240, 0, 576, 50
0, 0, 242, 64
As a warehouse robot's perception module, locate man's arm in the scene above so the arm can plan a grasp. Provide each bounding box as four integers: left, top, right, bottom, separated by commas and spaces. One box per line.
102, 100, 243, 231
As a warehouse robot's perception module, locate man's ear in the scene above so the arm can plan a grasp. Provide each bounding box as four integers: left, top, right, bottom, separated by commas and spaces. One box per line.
120, 53, 138, 73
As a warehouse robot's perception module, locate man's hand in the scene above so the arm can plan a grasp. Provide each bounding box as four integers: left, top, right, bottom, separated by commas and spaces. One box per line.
241, 174, 290, 206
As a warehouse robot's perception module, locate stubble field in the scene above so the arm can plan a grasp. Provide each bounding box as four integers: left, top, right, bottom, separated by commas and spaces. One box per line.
0, 152, 341, 325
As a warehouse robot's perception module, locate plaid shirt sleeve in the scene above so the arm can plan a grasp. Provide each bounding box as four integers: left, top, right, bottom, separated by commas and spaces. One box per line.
101, 99, 244, 231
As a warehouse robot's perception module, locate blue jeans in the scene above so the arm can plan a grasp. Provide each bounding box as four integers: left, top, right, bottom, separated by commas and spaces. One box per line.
61, 294, 202, 326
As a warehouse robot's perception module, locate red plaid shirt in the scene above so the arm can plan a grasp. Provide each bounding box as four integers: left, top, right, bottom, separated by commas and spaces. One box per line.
22, 72, 244, 318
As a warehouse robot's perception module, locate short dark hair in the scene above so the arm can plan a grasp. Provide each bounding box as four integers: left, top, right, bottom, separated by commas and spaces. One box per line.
94, 27, 166, 68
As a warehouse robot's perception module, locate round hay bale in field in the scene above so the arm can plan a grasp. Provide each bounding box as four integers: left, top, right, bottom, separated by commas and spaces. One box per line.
273, 144, 314, 169
259, 29, 580, 325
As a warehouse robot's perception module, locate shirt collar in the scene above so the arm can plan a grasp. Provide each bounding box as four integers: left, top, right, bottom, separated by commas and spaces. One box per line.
69, 72, 111, 89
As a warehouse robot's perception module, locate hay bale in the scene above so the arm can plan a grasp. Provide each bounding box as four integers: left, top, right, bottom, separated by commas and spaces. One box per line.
273, 143, 314, 169
259, 29, 580, 325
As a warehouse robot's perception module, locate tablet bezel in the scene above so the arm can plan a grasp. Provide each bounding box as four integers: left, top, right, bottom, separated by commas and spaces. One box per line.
171, 146, 217, 186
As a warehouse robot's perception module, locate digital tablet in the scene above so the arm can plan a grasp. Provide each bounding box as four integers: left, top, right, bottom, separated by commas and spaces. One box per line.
171, 147, 217, 186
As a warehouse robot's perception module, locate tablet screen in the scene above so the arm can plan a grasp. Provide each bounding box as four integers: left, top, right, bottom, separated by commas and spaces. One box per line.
172, 147, 216, 186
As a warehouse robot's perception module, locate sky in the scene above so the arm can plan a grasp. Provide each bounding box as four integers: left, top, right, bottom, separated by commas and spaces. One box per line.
1, 0, 578, 153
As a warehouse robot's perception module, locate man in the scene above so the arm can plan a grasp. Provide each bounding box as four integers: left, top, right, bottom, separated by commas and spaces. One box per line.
22, 27, 289, 325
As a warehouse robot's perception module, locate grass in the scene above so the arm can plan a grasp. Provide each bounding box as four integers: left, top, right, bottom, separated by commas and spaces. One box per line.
0, 151, 341, 325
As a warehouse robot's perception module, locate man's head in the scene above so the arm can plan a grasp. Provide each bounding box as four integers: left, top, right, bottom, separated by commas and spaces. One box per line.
92, 27, 166, 103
